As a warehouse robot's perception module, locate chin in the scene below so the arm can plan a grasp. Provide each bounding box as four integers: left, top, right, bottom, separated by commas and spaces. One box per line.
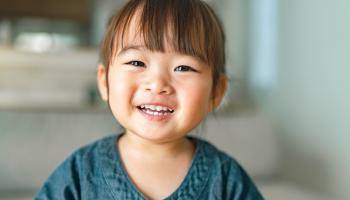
133, 130, 184, 144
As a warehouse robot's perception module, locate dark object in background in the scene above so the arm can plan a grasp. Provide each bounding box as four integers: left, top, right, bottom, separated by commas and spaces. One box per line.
0, 0, 90, 25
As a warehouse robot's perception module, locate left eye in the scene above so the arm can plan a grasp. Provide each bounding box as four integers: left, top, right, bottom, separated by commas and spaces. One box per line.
126, 60, 145, 67
174, 65, 197, 72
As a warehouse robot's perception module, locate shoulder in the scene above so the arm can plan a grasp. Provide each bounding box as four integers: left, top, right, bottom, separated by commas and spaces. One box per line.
35, 134, 119, 200
194, 137, 264, 199
194, 136, 242, 171
72, 134, 118, 158
56, 134, 118, 176
69, 134, 118, 166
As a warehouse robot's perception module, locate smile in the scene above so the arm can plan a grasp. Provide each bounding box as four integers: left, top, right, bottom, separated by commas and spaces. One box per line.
137, 104, 175, 116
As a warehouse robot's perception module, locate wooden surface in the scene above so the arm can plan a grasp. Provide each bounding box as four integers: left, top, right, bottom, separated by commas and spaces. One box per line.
0, 0, 89, 24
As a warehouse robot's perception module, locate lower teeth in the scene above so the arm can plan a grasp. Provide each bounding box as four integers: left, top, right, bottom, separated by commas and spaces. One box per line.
143, 109, 168, 116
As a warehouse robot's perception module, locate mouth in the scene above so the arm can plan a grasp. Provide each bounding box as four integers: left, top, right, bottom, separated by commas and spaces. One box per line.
136, 104, 175, 116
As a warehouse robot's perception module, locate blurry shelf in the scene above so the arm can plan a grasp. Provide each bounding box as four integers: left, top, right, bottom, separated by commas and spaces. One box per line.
0, 47, 102, 110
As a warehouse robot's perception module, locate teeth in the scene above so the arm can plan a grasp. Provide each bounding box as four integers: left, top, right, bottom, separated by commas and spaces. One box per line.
145, 110, 166, 116
139, 104, 174, 112
155, 106, 162, 111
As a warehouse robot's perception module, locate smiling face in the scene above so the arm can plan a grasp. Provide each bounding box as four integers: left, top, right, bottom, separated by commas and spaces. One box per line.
98, 39, 225, 143
97, 2, 227, 143
98, 45, 215, 143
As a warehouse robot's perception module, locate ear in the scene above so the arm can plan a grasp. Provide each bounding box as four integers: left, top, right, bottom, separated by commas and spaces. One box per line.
208, 75, 228, 112
97, 64, 108, 101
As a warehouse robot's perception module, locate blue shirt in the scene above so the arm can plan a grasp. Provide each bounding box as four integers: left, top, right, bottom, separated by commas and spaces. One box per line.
35, 134, 264, 200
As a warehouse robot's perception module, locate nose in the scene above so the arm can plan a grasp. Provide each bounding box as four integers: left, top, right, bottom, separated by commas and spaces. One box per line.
143, 70, 173, 95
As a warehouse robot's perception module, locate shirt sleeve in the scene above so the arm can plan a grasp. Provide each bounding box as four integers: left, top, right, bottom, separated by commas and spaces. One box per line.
35, 154, 81, 200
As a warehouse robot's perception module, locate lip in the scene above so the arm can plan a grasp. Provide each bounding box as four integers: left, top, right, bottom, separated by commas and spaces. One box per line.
136, 102, 175, 122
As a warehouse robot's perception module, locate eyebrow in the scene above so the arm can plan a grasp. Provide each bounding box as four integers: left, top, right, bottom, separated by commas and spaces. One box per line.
117, 45, 146, 57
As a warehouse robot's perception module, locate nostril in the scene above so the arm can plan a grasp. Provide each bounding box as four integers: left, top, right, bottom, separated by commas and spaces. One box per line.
143, 77, 172, 94
144, 86, 172, 95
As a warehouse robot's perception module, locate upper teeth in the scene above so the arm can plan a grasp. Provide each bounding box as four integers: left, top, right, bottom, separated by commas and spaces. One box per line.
140, 104, 173, 112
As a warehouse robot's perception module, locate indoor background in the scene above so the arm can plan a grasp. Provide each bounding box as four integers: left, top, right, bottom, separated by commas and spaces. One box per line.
0, 0, 349, 199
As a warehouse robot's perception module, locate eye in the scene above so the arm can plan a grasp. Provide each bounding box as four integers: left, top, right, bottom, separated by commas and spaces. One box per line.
174, 65, 197, 72
126, 60, 145, 67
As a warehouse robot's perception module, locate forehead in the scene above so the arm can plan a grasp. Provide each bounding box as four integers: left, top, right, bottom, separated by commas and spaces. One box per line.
115, 11, 174, 54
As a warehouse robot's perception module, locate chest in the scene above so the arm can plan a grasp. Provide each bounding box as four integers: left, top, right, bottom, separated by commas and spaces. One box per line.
121, 157, 192, 199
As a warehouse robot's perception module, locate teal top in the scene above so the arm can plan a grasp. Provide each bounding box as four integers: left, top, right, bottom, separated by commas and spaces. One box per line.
35, 133, 264, 200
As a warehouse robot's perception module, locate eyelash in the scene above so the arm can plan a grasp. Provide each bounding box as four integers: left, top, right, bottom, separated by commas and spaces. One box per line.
126, 61, 197, 72
174, 65, 197, 72
126, 60, 145, 67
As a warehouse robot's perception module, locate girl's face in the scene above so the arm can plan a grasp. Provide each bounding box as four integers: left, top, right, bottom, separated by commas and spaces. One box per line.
98, 21, 225, 143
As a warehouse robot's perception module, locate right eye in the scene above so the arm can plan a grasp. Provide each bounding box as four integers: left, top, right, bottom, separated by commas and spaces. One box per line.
126, 60, 145, 67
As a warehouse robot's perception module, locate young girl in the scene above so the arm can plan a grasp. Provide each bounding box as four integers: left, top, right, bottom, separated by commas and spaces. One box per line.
36, 0, 263, 199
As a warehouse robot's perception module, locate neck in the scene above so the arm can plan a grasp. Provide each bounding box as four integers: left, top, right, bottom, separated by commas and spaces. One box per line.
118, 131, 195, 161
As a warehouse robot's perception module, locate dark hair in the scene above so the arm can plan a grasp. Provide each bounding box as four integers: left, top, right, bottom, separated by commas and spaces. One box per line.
100, 0, 226, 94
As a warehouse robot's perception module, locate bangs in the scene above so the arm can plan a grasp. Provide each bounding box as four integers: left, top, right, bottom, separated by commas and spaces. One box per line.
137, 0, 208, 62
103, 0, 225, 72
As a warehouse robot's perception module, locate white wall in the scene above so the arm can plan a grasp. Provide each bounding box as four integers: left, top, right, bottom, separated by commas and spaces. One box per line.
90, 0, 125, 46
264, 0, 350, 198
210, 0, 253, 108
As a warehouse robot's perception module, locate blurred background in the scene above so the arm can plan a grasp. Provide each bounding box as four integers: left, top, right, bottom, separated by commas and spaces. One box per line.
0, 0, 349, 199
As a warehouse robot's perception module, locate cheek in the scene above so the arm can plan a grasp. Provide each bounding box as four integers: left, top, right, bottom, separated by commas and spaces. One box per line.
108, 68, 138, 93
107, 71, 136, 113
179, 79, 213, 115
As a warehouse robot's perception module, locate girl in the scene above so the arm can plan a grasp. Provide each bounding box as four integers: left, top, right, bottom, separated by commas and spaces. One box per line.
36, 0, 263, 199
